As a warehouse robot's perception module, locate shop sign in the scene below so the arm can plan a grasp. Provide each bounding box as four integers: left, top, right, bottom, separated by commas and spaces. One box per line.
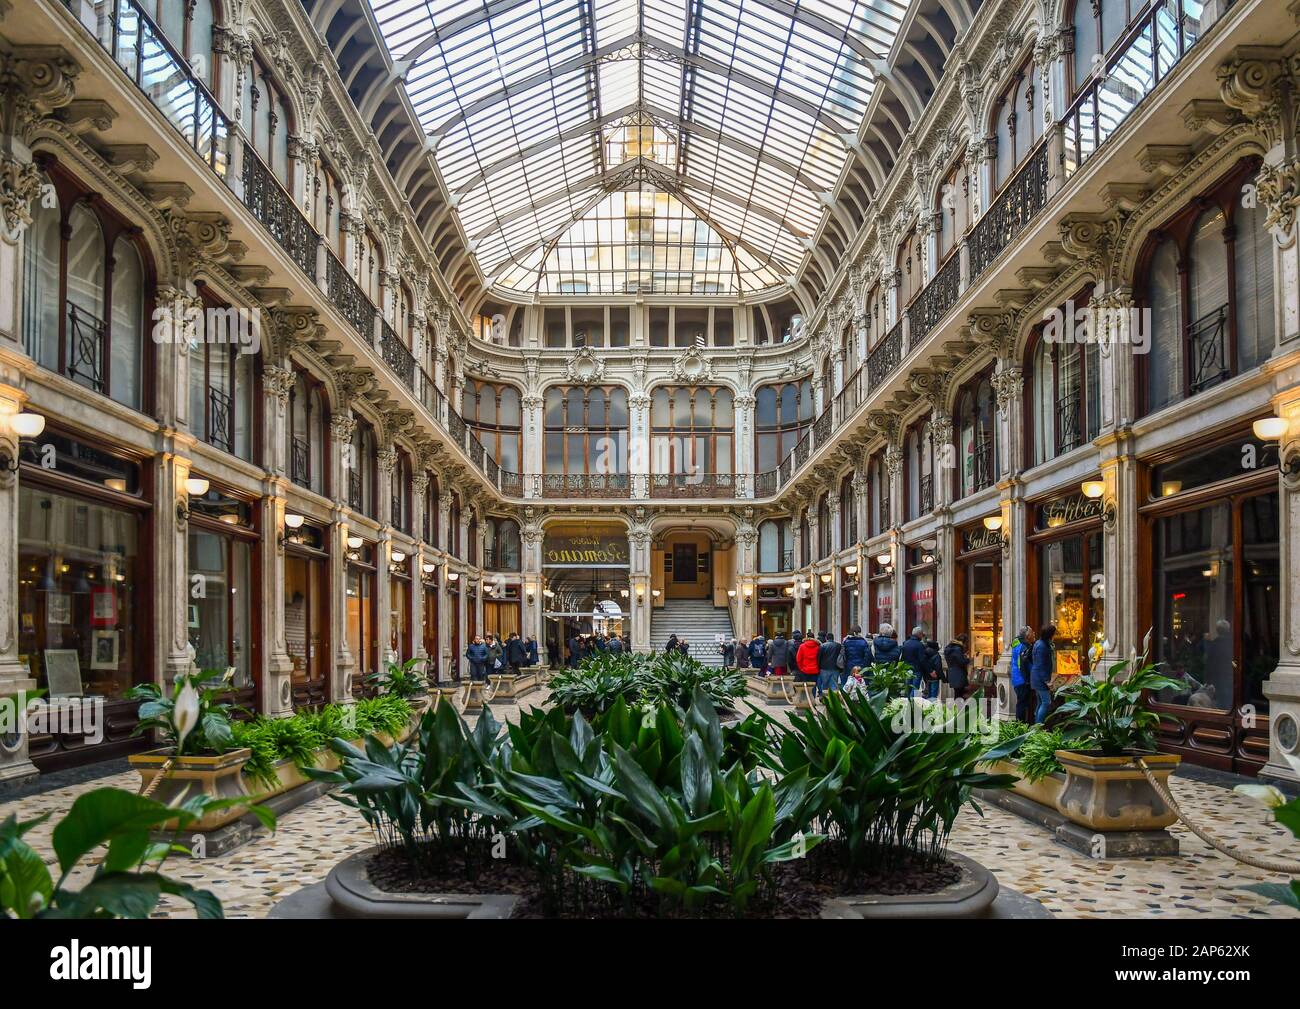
961, 524, 1003, 553
543, 534, 628, 566
1036, 492, 1102, 531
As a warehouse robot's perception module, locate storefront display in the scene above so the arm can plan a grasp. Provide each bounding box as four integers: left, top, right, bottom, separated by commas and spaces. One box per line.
956, 523, 1002, 670
1031, 490, 1104, 681
904, 545, 936, 638
285, 523, 329, 708
187, 488, 256, 704
346, 541, 377, 696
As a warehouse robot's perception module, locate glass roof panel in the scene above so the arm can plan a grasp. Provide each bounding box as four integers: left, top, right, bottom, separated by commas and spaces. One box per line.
365, 0, 906, 295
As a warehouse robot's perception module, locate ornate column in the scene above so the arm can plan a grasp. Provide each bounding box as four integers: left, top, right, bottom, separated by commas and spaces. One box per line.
991, 362, 1024, 481
521, 516, 544, 648
629, 512, 653, 651
410, 470, 429, 661
0, 380, 36, 783
329, 410, 357, 697
437, 496, 453, 681
522, 391, 543, 497
630, 391, 651, 498
734, 515, 758, 637
1264, 378, 1300, 783
262, 366, 295, 716
375, 445, 396, 666
735, 393, 756, 481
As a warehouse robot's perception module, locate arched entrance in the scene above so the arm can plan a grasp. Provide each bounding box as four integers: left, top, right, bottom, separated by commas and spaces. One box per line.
541, 522, 630, 663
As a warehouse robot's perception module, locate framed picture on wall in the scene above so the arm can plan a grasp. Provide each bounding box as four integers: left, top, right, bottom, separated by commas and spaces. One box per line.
47, 592, 71, 626
89, 631, 119, 671
91, 587, 117, 627
187, 604, 200, 629
44, 649, 83, 696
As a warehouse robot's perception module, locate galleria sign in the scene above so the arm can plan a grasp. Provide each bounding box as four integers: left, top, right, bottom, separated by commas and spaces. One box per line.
544, 534, 628, 565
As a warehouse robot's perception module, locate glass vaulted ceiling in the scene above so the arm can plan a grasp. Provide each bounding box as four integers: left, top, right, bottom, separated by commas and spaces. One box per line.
368, 0, 906, 295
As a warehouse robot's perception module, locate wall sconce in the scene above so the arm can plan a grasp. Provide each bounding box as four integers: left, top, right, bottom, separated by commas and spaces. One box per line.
1080, 479, 1117, 527
1, 411, 44, 471
727, 588, 737, 599
844, 564, 858, 577
819, 573, 832, 584
285, 512, 304, 530
177, 474, 209, 523
448, 571, 460, 582
875, 552, 891, 568
347, 535, 364, 550
391, 549, 406, 564
1253, 415, 1300, 477
544, 588, 555, 599
982, 515, 1003, 532
783, 586, 794, 596
651, 588, 661, 598
422, 561, 437, 575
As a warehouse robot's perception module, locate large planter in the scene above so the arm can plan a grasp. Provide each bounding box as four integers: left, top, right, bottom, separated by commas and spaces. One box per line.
1055, 749, 1180, 831
127, 748, 253, 830
987, 758, 1066, 809
823, 852, 1002, 919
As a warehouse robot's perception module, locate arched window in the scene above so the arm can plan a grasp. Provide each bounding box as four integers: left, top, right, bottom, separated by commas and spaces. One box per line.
466, 380, 522, 473
957, 376, 997, 498
448, 492, 462, 559
818, 493, 832, 559
1140, 162, 1274, 415
992, 59, 1043, 190
485, 517, 521, 571
543, 385, 629, 474
650, 385, 734, 476
868, 452, 888, 537
243, 55, 293, 185
905, 420, 934, 519
348, 419, 376, 517
1030, 295, 1101, 465
840, 473, 857, 547
896, 228, 922, 306
311, 155, 345, 258
937, 155, 972, 262
759, 518, 794, 572
754, 378, 814, 471
21, 163, 150, 412
391, 448, 411, 534
360, 228, 384, 305
287, 372, 327, 493
799, 509, 811, 567
189, 293, 258, 463
864, 281, 888, 349
422, 474, 440, 547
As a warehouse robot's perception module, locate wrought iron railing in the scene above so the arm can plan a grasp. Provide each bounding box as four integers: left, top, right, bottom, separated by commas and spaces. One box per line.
919, 474, 934, 515
972, 433, 995, 493
290, 435, 310, 487
326, 250, 376, 341
1188, 304, 1230, 394
500, 470, 523, 496
66, 302, 107, 395
380, 320, 415, 389
447, 409, 466, 445
908, 252, 961, 344
417, 367, 446, 424
835, 365, 864, 426
242, 148, 318, 279
541, 473, 631, 498
812, 410, 832, 447
1062, 0, 1206, 179
208, 385, 233, 454
1055, 388, 1082, 455
754, 469, 778, 497
391, 494, 407, 533
649, 473, 738, 498
101, 0, 229, 175
867, 321, 904, 386
969, 141, 1050, 280
348, 470, 364, 513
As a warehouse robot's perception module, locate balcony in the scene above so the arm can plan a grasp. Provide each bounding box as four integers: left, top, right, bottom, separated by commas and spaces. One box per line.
326, 249, 376, 342
649, 473, 738, 499
867, 322, 904, 387
65, 302, 107, 395
969, 141, 1050, 281
380, 320, 416, 390
500, 470, 523, 497
290, 435, 310, 487
1055, 389, 1083, 455
1188, 304, 1230, 395
541, 473, 631, 499
240, 149, 318, 280
207, 386, 233, 454
908, 252, 961, 344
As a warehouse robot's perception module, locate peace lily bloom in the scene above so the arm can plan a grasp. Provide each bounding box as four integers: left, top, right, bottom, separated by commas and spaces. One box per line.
173, 676, 201, 753
1234, 783, 1287, 809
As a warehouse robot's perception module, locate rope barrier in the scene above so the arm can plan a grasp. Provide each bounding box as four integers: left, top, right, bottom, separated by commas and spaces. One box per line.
1135, 757, 1300, 874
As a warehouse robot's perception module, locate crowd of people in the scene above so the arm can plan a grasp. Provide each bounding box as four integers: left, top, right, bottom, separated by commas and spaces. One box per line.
563, 630, 631, 667
464, 631, 540, 682
715, 621, 1062, 719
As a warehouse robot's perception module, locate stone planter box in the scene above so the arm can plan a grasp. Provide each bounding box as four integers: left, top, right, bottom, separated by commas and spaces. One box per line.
1055, 749, 1180, 832
987, 758, 1066, 809
487, 672, 539, 702
822, 852, 1002, 919
745, 673, 815, 707
127, 748, 254, 831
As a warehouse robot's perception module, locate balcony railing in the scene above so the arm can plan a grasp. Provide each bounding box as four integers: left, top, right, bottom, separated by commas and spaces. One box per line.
1063, 0, 1205, 179
919, 474, 934, 515
290, 435, 310, 487
969, 141, 1050, 280
500, 470, 523, 496
66, 302, 107, 395
380, 320, 416, 389
208, 386, 233, 454
1188, 304, 1230, 395
754, 469, 778, 497
908, 252, 961, 344
972, 433, 995, 493
416, 367, 446, 425
867, 322, 904, 387
326, 250, 376, 341
348, 470, 364, 513
242, 148, 318, 279
834, 365, 864, 426
1055, 389, 1082, 455
100, 0, 229, 176
649, 473, 738, 498
541, 473, 631, 498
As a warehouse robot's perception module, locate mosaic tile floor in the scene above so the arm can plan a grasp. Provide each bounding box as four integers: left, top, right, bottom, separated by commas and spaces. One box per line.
4, 700, 1298, 919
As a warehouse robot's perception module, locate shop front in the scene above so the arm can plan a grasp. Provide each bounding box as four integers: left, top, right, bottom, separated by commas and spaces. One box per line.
346, 538, 377, 696
1141, 433, 1279, 773
284, 521, 330, 708
840, 564, 860, 635
389, 552, 412, 662
955, 522, 1002, 673
421, 564, 438, 680
757, 587, 792, 639
485, 584, 522, 639
867, 553, 893, 633
542, 524, 630, 657
1029, 490, 1104, 682
16, 427, 151, 769
904, 543, 937, 639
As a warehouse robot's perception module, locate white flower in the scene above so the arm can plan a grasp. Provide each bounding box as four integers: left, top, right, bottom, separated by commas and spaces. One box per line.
1234, 783, 1287, 809
173, 678, 201, 752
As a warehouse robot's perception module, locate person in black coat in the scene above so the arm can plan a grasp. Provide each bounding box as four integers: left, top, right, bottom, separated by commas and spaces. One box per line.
665, 633, 679, 654
749, 635, 767, 673
872, 625, 902, 665
899, 626, 928, 694
943, 634, 972, 700
922, 639, 944, 699
505, 632, 529, 675
566, 633, 582, 667
816, 632, 843, 695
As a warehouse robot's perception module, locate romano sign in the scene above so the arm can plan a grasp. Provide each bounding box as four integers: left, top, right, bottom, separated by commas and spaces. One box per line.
543, 533, 628, 566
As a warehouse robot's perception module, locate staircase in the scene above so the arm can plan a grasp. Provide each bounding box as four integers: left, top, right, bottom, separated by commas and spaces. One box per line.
649, 598, 735, 668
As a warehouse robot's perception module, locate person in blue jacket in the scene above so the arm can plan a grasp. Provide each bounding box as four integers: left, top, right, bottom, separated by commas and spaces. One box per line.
1030, 624, 1057, 724
465, 635, 489, 682
841, 625, 872, 684
872, 624, 901, 665
748, 635, 767, 673
899, 626, 928, 694
1010, 626, 1033, 722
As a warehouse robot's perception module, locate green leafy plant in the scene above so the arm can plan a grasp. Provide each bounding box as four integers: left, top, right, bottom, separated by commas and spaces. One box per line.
995, 718, 1031, 750
366, 657, 429, 700
353, 695, 413, 738
0, 787, 272, 919
126, 670, 241, 756
1235, 786, 1300, 910
1050, 655, 1183, 755
755, 688, 1016, 872
547, 651, 745, 715
865, 660, 913, 700
1016, 728, 1073, 783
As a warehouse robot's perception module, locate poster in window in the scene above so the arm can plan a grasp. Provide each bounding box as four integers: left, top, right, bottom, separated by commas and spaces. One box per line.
44, 649, 83, 696
90, 631, 119, 671
91, 587, 117, 627
47, 592, 71, 626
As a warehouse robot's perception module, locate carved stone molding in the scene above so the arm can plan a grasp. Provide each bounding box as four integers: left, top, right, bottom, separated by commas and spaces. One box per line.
670, 345, 714, 385
563, 345, 606, 385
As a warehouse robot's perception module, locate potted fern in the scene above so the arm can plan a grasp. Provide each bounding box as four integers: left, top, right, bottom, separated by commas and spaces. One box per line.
1048, 649, 1183, 832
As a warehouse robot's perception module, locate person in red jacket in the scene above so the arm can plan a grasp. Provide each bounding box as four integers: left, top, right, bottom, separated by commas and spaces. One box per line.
794, 635, 821, 685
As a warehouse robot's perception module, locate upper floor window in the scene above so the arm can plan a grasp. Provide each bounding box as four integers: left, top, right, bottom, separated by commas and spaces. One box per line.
23, 162, 150, 414
956, 375, 998, 498
138, 0, 217, 91
360, 228, 384, 305
422, 474, 439, 547
868, 452, 888, 537
543, 385, 629, 475
465, 380, 522, 473
484, 517, 521, 571
993, 59, 1043, 189
1070, 0, 1152, 95
896, 228, 922, 306
448, 492, 461, 559
799, 509, 811, 567
348, 419, 376, 518
864, 281, 888, 349
189, 295, 256, 462
243, 56, 292, 186
651, 386, 734, 476
287, 372, 327, 494
1030, 293, 1101, 465
840, 474, 857, 547
311, 156, 344, 258
759, 518, 794, 572
817, 493, 832, 559
391, 448, 411, 534
755, 378, 814, 471
905, 420, 935, 520
1142, 163, 1273, 416
937, 155, 972, 262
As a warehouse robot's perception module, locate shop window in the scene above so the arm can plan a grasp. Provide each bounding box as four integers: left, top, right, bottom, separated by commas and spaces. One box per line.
542, 385, 629, 475
188, 513, 254, 694
758, 518, 794, 572
346, 542, 378, 695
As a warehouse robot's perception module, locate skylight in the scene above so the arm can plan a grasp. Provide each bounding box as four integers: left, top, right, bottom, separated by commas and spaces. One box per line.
367, 0, 907, 295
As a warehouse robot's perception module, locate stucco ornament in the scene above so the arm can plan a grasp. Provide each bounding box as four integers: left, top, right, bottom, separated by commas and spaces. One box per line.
671, 346, 714, 385
564, 346, 606, 385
